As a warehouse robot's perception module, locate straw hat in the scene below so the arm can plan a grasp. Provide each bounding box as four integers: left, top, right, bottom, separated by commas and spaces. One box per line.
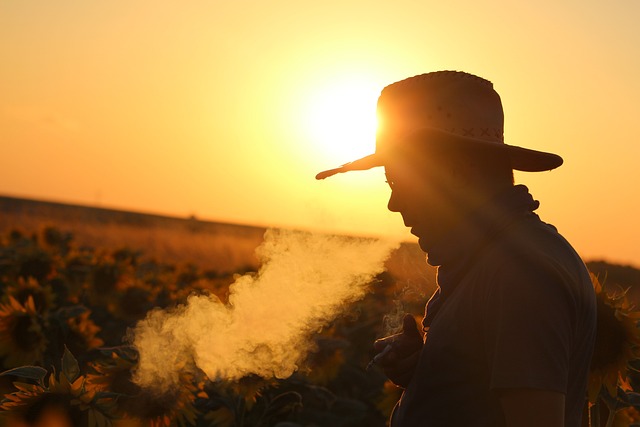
315, 71, 562, 180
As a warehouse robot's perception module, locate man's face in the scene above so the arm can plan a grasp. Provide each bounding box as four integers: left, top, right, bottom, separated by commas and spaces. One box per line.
384, 154, 466, 254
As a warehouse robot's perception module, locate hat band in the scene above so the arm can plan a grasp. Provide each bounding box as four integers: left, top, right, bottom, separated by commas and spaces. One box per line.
443, 126, 504, 143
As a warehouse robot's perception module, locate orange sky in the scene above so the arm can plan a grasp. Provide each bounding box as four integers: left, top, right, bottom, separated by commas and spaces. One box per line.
1, 1, 639, 266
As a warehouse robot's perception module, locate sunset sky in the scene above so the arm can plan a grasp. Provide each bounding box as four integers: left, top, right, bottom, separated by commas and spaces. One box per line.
2, 1, 639, 266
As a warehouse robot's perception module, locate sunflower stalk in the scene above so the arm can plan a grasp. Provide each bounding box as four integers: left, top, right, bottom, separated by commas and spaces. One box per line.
590, 401, 601, 427
606, 408, 616, 427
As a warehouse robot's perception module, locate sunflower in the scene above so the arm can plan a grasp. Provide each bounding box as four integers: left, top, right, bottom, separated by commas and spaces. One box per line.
3, 277, 56, 314
41, 226, 73, 255
87, 348, 203, 426
1, 349, 116, 427
63, 249, 97, 300
109, 284, 155, 324
86, 348, 139, 397
200, 375, 292, 427
65, 310, 104, 355
613, 406, 640, 427
302, 335, 348, 386
16, 244, 55, 283
0, 296, 47, 368
124, 372, 203, 427
588, 273, 640, 402
223, 374, 275, 411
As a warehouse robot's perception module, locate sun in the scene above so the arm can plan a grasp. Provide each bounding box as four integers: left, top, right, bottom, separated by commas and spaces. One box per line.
304, 78, 380, 165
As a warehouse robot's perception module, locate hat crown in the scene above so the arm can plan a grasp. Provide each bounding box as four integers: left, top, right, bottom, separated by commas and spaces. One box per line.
376, 71, 505, 151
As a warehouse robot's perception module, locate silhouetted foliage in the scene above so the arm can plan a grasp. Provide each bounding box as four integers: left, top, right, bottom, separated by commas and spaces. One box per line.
0, 227, 410, 426
2, 226, 638, 426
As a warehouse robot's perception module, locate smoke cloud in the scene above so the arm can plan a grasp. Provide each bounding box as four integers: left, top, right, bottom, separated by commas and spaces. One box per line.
130, 229, 399, 391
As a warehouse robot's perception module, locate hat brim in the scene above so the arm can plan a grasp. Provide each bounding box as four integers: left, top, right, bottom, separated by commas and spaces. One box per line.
315, 128, 563, 180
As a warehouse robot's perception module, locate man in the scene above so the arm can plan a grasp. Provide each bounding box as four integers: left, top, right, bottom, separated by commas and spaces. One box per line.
316, 71, 596, 427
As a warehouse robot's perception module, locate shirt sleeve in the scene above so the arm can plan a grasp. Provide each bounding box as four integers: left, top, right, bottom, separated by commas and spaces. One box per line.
483, 257, 574, 393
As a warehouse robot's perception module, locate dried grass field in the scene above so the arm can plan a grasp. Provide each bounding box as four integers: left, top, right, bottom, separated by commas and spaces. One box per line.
0, 196, 435, 289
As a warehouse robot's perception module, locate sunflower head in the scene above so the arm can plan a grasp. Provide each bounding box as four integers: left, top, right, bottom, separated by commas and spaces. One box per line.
86, 347, 138, 396
222, 374, 275, 411
90, 261, 121, 296
0, 296, 48, 369
302, 336, 347, 386
63, 250, 96, 296
41, 226, 73, 255
3, 277, 56, 314
17, 246, 55, 283
110, 284, 155, 324
588, 273, 640, 402
64, 310, 104, 355
123, 373, 203, 426
1, 348, 116, 427
87, 347, 203, 426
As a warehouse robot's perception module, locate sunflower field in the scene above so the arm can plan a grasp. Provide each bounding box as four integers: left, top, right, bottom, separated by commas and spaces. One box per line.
0, 227, 429, 427
2, 225, 640, 427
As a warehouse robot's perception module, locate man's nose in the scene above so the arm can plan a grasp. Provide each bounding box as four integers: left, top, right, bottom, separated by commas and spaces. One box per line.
387, 190, 402, 213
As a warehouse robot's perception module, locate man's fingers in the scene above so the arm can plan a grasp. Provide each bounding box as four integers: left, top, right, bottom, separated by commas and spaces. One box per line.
374, 336, 394, 351
402, 314, 421, 338
374, 315, 422, 353
378, 349, 419, 369
378, 350, 421, 388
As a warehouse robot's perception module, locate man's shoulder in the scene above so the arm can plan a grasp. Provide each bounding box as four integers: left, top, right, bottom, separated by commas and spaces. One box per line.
492, 214, 579, 260
483, 214, 591, 288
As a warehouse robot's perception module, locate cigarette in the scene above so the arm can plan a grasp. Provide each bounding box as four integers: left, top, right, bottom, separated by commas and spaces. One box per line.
366, 344, 393, 371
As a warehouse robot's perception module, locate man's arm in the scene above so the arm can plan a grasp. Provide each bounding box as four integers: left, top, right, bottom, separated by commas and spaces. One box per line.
498, 388, 565, 427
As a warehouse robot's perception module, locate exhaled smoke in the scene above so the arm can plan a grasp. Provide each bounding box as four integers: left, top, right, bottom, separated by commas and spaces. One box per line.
383, 299, 406, 336
130, 229, 398, 391
382, 284, 426, 336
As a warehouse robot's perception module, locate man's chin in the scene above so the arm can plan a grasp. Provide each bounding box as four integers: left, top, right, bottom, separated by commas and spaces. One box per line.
417, 237, 431, 253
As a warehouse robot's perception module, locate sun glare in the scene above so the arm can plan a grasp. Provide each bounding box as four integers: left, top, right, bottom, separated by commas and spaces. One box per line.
305, 79, 380, 164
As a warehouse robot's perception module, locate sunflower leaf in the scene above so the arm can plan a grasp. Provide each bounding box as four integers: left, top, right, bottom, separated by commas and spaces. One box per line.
62, 346, 80, 382
263, 391, 303, 419
0, 366, 48, 384
95, 391, 128, 399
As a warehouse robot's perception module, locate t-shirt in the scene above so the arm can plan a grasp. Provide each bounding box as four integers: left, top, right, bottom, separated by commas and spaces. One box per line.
390, 214, 597, 427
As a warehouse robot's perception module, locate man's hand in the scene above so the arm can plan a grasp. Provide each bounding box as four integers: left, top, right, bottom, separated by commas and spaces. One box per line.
372, 314, 424, 388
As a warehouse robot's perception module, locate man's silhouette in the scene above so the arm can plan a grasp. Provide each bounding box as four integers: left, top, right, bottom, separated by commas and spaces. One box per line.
316, 71, 596, 427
